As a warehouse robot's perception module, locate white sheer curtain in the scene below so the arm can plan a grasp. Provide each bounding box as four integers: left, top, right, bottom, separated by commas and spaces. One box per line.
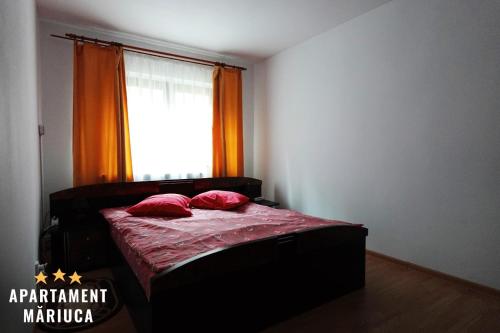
124, 51, 213, 181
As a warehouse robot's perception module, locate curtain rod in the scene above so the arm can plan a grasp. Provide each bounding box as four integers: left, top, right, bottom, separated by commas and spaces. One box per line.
50, 33, 247, 71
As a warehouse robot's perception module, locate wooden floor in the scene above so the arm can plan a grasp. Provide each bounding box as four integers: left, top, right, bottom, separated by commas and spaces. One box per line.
264, 253, 500, 333
38, 253, 500, 332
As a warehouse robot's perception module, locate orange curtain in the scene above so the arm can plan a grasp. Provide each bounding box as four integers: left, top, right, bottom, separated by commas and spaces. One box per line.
212, 66, 244, 177
73, 42, 133, 186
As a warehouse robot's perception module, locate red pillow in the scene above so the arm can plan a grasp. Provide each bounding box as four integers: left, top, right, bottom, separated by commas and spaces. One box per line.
126, 194, 192, 217
190, 190, 249, 210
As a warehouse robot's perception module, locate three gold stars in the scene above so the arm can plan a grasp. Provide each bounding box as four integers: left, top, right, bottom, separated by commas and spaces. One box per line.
35, 269, 83, 284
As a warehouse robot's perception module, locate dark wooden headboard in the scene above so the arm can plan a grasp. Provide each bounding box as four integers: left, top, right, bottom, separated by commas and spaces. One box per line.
50, 177, 262, 229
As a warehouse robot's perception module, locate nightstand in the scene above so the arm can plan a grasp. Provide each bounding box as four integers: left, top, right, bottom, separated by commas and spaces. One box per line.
253, 197, 279, 208
51, 222, 111, 272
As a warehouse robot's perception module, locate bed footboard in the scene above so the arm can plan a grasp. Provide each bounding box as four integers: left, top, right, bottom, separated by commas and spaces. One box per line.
149, 225, 367, 332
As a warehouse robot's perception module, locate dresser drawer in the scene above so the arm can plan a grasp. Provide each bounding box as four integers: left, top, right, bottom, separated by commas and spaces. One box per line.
64, 229, 109, 272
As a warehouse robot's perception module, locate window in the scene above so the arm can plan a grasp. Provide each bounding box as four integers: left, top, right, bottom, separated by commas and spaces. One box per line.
124, 52, 213, 181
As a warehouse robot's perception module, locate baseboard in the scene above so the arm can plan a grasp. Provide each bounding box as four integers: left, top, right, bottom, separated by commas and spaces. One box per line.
366, 249, 500, 298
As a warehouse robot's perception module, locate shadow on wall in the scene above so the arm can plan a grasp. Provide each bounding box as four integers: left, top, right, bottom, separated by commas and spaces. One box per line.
274, 186, 287, 209
273, 180, 304, 212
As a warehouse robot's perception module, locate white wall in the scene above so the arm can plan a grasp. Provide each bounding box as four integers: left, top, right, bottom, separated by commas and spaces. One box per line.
0, 0, 41, 330
39, 20, 254, 221
254, 0, 500, 289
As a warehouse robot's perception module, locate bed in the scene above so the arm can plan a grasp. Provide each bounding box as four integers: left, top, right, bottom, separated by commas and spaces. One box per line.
50, 177, 368, 332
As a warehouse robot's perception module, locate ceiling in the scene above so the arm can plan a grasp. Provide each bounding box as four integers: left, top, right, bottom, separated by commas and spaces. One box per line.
37, 0, 390, 61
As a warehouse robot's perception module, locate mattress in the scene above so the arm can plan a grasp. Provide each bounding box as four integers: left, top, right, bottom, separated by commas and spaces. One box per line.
100, 202, 359, 297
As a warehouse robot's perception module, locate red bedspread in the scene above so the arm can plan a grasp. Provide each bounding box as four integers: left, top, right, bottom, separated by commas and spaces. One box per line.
100, 203, 359, 297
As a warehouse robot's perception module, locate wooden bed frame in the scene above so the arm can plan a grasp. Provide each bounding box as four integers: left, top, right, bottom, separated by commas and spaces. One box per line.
50, 177, 368, 332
